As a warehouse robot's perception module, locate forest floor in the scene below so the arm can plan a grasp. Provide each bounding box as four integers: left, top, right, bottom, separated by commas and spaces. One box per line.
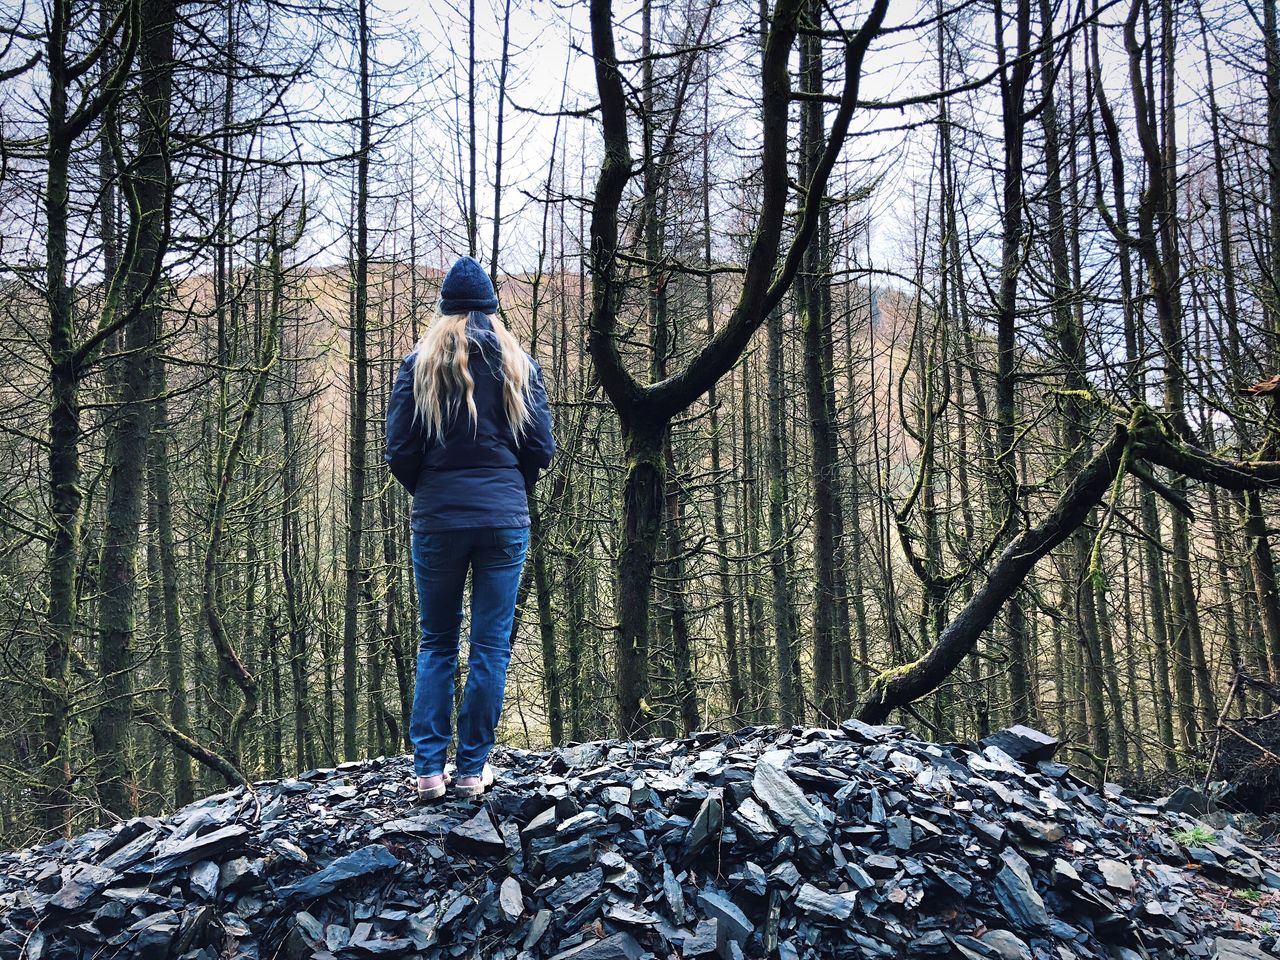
0, 723, 1277, 959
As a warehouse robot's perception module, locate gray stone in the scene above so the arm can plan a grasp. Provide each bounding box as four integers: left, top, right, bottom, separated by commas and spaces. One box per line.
886, 815, 913, 850
845, 863, 875, 891
752, 751, 828, 846
696, 889, 752, 944
1098, 858, 1136, 893
189, 860, 219, 900
1213, 938, 1274, 960
1007, 812, 1065, 844
1052, 858, 1081, 888
683, 919, 720, 957
499, 875, 523, 921
794, 882, 856, 921
543, 836, 594, 877
219, 855, 264, 890
684, 793, 724, 863
729, 796, 777, 843
602, 902, 660, 926
277, 843, 399, 902
930, 866, 971, 898
1165, 785, 1210, 816
662, 862, 686, 925
980, 929, 1031, 960
522, 805, 559, 839
991, 848, 1049, 929
557, 810, 606, 840
547, 932, 645, 960
840, 719, 903, 743
523, 908, 553, 949
447, 807, 506, 857
49, 864, 117, 912
980, 725, 1060, 764
126, 909, 179, 959
147, 823, 250, 873
727, 861, 767, 896
547, 866, 602, 908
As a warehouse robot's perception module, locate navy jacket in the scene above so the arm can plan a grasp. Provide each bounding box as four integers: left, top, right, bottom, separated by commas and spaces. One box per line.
384, 313, 555, 532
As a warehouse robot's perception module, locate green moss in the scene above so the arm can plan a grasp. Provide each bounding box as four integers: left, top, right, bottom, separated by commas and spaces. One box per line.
869, 658, 924, 693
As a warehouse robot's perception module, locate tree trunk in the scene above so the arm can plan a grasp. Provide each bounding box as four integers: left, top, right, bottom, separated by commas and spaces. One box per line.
41, 0, 83, 839
616, 422, 666, 734
767, 305, 801, 727
530, 497, 563, 744
149, 335, 193, 805
343, 0, 372, 761
799, 2, 842, 723
993, 0, 1034, 723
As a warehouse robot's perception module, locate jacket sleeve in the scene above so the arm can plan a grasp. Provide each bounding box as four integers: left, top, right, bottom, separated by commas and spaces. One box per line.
519, 359, 555, 487
384, 354, 426, 492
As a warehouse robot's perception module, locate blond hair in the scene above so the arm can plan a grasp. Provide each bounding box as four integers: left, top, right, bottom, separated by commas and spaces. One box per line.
412, 310, 534, 442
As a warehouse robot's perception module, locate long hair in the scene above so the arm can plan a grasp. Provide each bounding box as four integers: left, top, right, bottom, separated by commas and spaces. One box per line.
412, 310, 534, 442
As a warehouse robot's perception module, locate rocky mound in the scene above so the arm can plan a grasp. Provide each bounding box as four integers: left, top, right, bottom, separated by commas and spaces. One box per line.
1, 722, 1277, 960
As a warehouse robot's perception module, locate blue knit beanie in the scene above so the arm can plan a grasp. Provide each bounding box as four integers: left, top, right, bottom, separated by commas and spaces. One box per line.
438, 256, 498, 315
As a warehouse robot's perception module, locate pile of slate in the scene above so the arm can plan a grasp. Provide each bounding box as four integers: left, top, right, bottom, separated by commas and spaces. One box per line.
2, 722, 1278, 960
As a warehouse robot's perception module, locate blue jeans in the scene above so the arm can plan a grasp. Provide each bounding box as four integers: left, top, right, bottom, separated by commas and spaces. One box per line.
410, 526, 529, 778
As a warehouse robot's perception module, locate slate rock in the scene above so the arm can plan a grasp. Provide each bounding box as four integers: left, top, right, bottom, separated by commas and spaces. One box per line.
1098, 858, 1136, 893
1212, 938, 1274, 960
840, 719, 903, 743
887, 815, 913, 850
277, 844, 399, 902
727, 861, 767, 896
189, 860, 220, 900
981, 929, 1032, 960
523, 908, 553, 950
127, 909, 180, 959
499, 875, 523, 921
546, 866, 602, 907
447, 807, 507, 857
548, 932, 645, 960
980, 725, 1060, 764
729, 796, 777, 844
147, 823, 250, 873
769, 860, 801, 889
992, 848, 1050, 929
683, 918, 721, 957
662, 862, 687, 925
696, 889, 752, 945
1166, 785, 1211, 816
602, 902, 660, 926
543, 835, 594, 877
845, 863, 875, 891
752, 752, 828, 846
794, 882, 857, 922
219, 856, 264, 890
48, 864, 117, 912
1007, 812, 1065, 844
684, 793, 724, 862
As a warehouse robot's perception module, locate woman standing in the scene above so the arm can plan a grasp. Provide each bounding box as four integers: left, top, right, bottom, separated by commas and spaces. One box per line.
384, 256, 555, 800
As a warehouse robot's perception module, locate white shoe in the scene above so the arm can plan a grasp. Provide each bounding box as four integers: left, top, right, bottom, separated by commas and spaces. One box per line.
415, 772, 451, 802
454, 763, 495, 799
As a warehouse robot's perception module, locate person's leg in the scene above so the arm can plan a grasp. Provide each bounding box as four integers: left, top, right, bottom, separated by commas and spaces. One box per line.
409, 529, 472, 781
455, 526, 529, 779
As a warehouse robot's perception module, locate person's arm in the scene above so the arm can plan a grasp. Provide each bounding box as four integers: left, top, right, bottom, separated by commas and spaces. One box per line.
519, 359, 555, 488
384, 354, 425, 492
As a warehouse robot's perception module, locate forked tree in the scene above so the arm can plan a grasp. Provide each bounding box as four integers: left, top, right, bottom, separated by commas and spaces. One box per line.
587, 0, 890, 734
